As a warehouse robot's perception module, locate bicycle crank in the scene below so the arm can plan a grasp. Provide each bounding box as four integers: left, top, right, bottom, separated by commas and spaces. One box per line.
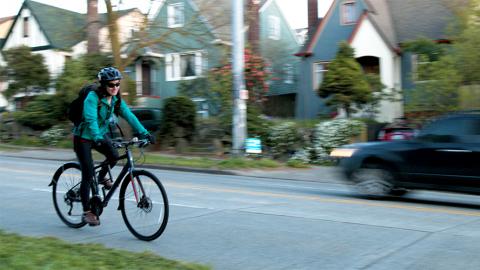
89, 195, 104, 217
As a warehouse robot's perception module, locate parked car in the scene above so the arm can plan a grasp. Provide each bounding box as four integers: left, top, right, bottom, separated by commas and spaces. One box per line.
377, 118, 416, 141
115, 107, 162, 138
130, 107, 162, 133
331, 112, 480, 198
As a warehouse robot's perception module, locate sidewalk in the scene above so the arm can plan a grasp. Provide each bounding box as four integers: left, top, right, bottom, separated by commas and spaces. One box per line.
0, 146, 342, 184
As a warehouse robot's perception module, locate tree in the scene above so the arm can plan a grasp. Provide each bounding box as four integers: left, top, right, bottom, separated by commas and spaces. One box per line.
87, 0, 100, 53
99, 0, 226, 104
317, 42, 374, 117
207, 49, 271, 139
3, 46, 50, 99
406, 55, 462, 113
103, 0, 226, 72
448, 0, 480, 86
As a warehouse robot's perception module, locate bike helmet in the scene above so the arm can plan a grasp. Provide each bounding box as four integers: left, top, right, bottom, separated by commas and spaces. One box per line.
97, 67, 123, 82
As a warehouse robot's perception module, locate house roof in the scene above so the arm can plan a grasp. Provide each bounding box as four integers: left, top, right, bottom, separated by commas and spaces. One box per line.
0, 16, 15, 24
386, 0, 453, 43
297, 0, 456, 57
2, 0, 141, 50
25, 0, 86, 49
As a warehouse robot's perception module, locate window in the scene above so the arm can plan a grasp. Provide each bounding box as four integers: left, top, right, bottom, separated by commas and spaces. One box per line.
23, 17, 29, 37
283, 64, 293, 84
411, 54, 432, 83
180, 54, 196, 77
341, 1, 356, 25
418, 117, 480, 143
166, 51, 203, 81
168, 3, 184, 28
268, 16, 280, 40
264, 59, 273, 86
313, 62, 328, 90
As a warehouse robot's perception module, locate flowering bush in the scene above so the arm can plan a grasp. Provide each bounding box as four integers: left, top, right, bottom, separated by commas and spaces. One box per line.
40, 125, 68, 146
289, 118, 365, 164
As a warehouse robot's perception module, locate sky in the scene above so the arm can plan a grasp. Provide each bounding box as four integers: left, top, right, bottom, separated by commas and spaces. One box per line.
0, 0, 334, 30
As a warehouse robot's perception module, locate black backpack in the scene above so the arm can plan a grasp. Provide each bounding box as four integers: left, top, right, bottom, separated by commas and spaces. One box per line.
68, 83, 100, 126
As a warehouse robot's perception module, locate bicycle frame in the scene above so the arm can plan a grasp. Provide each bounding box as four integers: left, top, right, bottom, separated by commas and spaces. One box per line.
92, 145, 141, 209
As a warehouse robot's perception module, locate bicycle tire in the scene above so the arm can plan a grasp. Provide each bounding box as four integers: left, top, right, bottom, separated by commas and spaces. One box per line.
52, 162, 86, 228
119, 170, 169, 241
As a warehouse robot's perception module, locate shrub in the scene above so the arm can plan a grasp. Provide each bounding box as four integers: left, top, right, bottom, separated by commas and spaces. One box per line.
160, 96, 196, 145
289, 118, 365, 164
13, 95, 60, 130
247, 106, 271, 141
267, 121, 302, 159
40, 125, 69, 146
10, 135, 43, 146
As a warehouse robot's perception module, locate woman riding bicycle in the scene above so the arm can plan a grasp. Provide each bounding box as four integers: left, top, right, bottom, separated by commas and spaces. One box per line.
73, 67, 155, 226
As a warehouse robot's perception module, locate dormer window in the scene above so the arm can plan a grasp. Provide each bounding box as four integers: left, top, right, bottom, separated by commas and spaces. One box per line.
23, 17, 29, 37
168, 3, 184, 28
341, 1, 356, 25
268, 15, 280, 40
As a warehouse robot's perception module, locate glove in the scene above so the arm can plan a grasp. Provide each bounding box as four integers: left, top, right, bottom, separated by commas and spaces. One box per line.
146, 133, 156, 144
139, 133, 156, 144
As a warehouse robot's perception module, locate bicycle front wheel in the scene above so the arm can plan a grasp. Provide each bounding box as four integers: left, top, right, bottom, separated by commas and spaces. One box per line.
52, 162, 86, 228
119, 170, 169, 241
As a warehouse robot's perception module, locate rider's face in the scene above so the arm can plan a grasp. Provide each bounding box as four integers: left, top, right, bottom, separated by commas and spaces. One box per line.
106, 80, 120, 96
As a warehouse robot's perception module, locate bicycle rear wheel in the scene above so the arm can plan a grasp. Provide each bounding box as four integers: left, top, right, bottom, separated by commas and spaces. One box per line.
119, 170, 169, 241
52, 162, 86, 228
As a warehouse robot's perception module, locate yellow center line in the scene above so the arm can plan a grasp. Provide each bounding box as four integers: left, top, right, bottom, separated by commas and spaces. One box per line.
167, 182, 480, 217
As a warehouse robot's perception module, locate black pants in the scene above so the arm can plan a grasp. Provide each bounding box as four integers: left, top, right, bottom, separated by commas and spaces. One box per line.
73, 136, 119, 211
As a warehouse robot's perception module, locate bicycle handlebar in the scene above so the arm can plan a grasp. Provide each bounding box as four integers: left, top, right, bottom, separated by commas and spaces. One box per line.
112, 137, 150, 149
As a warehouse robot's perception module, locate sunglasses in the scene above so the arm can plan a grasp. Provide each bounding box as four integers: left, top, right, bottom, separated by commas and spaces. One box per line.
107, 82, 121, 88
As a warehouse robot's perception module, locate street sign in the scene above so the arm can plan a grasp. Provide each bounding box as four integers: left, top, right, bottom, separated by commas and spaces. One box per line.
245, 138, 262, 154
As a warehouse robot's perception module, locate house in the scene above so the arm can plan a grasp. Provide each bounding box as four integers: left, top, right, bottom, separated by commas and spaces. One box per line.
129, 0, 301, 117
1, 0, 301, 117
0, 16, 14, 110
295, 0, 455, 122
1, 0, 144, 78
0, 0, 144, 110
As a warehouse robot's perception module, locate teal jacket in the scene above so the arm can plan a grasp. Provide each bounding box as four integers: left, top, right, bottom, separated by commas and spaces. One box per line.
73, 91, 148, 141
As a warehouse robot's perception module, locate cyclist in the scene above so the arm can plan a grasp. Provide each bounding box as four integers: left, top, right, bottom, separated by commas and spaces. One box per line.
73, 67, 155, 226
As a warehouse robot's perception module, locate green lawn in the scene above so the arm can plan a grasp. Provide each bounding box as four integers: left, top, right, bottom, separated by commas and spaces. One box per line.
0, 230, 210, 270
0, 143, 309, 170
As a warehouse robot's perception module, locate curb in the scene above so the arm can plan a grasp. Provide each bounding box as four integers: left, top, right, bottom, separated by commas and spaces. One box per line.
0, 146, 339, 183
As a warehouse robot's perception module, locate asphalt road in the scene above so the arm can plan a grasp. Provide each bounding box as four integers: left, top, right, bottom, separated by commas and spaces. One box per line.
3, 155, 480, 269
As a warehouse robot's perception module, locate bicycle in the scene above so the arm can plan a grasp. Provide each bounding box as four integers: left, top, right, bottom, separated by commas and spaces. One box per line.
49, 137, 169, 241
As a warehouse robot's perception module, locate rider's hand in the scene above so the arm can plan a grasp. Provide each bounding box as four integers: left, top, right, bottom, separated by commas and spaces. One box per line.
139, 133, 156, 144
146, 133, 156, 144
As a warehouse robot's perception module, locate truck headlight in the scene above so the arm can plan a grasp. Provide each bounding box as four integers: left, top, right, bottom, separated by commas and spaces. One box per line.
330, 148, 357, 158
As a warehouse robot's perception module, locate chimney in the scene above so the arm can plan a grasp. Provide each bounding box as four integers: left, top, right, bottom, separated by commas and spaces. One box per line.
247, 0, 260, 54
308, 0, 318, 38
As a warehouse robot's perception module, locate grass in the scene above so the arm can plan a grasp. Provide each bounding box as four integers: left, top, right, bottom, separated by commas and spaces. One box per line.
0, 230, 210, 270
0, 142, 309, 170
144, 154, 282, 170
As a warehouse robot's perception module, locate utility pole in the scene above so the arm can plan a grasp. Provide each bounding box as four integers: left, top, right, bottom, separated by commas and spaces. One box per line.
231, 0, 247, 155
